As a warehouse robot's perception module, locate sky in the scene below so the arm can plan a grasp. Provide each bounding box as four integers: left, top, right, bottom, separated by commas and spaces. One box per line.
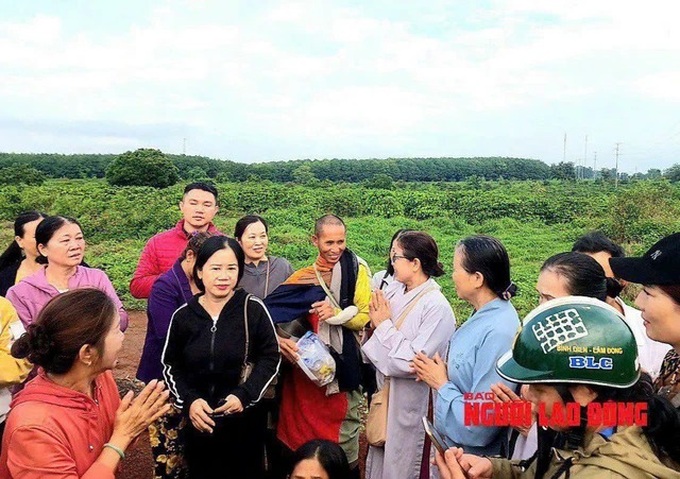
1, 0, 679, 173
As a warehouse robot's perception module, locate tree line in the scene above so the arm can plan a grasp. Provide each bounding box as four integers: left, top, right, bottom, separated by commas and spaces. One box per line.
1, 151, 677, 187
0, 152, 549, 184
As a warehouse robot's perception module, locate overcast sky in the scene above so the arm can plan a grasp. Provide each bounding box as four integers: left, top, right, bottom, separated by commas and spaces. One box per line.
2, 0, 679, 173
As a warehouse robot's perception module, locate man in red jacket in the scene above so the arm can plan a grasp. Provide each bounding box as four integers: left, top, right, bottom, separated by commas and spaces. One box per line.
129, 182, 221, 299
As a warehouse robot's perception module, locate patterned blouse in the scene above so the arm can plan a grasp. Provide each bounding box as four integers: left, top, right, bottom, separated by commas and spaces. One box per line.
654, 349, 680, 403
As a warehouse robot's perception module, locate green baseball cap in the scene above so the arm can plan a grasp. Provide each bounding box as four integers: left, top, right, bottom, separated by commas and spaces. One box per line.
497, 296, 640, 388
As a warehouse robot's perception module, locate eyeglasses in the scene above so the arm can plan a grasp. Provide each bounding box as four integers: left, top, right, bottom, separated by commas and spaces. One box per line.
390, 254, 409, 264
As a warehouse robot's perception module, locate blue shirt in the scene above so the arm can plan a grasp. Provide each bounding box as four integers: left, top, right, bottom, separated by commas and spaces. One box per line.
435, 298, 520, 456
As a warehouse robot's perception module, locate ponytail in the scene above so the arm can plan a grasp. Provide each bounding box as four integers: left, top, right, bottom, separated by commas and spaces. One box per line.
605, 277, 624, 299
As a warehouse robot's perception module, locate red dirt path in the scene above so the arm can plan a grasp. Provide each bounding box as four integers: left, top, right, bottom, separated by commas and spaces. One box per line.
114, 311, 154, 479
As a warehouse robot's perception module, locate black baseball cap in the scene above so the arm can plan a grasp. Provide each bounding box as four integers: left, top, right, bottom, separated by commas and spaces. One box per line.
610, 232, 680, 285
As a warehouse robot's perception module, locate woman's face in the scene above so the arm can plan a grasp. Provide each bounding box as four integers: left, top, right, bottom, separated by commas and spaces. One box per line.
290, 458, 329, 479
239, 221, 269, 263
390, 241, 416, 284
524, 384, 566, 430
38, 222, 85, 267
452, 247, 478, 302
536, 268, 571, 304
524, 384, 596, 432
16, 218, 43, 259
97, 313, 124, 371
198, 247, 239, 300
635, 285, 680, 346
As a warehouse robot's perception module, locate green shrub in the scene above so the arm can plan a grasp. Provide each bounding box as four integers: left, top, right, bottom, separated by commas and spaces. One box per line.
106, 148, 179, 188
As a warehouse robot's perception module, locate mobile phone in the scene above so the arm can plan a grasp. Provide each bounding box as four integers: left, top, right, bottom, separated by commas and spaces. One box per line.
422, 417, 448, 456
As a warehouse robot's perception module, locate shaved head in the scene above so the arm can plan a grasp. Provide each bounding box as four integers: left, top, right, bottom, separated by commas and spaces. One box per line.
314, 214, 345, 236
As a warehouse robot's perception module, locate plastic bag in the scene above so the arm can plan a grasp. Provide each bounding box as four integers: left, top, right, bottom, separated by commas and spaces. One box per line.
296, 331, 336, 387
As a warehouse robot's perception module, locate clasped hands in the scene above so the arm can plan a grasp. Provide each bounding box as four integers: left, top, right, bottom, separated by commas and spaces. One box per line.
411, 350, 448, 390
189, 395, 243, 433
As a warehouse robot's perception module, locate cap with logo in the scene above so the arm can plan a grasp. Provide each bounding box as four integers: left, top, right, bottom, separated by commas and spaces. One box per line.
496, 296, 640, 388
610, 232, 680, 285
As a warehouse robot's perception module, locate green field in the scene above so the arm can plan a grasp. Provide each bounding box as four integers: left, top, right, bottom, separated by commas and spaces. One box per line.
2, 178, 679, 321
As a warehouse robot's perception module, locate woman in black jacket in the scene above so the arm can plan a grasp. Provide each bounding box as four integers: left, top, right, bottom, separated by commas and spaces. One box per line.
162, 235, 281, 479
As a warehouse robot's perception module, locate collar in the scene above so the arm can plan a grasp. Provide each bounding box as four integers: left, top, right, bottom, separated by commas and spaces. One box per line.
315, 254, 338, 272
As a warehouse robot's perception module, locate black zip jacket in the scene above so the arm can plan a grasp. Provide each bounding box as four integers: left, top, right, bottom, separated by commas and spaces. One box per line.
162, 288, 280, 411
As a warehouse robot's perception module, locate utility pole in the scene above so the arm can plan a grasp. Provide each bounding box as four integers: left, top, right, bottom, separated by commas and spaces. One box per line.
593, 151, 597, 175
614, 143, 621, 188
563, 133, 567, 163
583, 135, 588, 180
182, 138, 187, 155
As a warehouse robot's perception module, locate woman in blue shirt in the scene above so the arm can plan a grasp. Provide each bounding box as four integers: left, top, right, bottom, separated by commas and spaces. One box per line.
412, 235, 519, 456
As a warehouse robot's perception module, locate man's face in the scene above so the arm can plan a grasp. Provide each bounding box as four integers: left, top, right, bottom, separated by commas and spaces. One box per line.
312, 224, 346, 265
179, 189, 218, 232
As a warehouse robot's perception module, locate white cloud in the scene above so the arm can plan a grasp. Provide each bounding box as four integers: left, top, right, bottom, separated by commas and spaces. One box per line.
0, 1, 679, 167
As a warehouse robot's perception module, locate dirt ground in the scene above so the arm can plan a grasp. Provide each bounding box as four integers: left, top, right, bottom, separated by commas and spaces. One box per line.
113, 311, 155, 479
113, 311, 368, 479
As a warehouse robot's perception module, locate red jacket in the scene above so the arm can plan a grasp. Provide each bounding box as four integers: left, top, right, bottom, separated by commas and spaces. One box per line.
0, 370, 120, 479
129, 220, 221, 299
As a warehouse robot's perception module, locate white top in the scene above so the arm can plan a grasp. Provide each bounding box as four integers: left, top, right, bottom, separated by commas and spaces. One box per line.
370, 270, 394, 291
616, 296, 671, 380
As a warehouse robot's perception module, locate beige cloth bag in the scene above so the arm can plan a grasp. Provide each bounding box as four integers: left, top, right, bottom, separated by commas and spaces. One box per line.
365, 286, 436, 447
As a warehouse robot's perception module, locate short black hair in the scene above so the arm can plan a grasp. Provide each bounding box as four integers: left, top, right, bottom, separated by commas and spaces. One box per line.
572, 231, 625, 258
314, 214, 345, 236
234, 215, 269, 240
290, 439, 350, 479
183, 182, 218, 201
193, 236, 245, 291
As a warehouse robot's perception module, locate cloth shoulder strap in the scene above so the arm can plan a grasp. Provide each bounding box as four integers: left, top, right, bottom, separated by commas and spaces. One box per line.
383, 286, 437, 387
313, 264, 342, 310
394, 286, 437, 329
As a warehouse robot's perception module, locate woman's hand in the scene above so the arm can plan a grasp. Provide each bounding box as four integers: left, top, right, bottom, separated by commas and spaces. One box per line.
435, 448, 494, 479
189, 398, 216, 433
214, 394, 244, 416
111, 379, 171, 448
434, 448, 466, 479
411, 351, 448, 390
368, 289, 391, 328
491, 382, 533, 436
278, 336, 299, 363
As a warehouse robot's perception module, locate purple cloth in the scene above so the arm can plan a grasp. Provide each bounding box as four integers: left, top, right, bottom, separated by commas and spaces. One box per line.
137, 259, 193, 383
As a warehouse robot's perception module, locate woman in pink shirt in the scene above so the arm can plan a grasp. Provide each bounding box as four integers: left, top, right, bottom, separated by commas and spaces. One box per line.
6, 216, 128, 331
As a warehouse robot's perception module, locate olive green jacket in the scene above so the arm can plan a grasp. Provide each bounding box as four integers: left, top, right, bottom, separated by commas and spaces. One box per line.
490, 426, 680, 478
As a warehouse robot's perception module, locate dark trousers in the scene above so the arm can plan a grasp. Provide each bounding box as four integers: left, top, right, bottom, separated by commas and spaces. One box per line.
185, 404, 266, 479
